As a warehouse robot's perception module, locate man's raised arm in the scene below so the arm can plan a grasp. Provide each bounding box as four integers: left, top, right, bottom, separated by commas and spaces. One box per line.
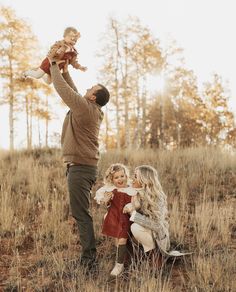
61, 60, 78, 92
49, 62, 87, 111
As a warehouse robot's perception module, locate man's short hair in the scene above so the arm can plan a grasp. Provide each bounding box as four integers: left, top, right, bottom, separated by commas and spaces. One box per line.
94, 84, 110, 107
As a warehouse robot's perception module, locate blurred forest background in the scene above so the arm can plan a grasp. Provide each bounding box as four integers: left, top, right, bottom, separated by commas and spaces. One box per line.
0, 6, 235, 151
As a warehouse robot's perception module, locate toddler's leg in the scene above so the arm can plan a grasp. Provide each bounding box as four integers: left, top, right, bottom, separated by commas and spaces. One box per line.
23, 68, 45, 79
110, 238, 127, 277
42, 74, 52, 84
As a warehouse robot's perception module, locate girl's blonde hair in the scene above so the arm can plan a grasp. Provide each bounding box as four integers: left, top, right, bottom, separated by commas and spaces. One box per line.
135, 165, 169, 226
104, 163, 129, 185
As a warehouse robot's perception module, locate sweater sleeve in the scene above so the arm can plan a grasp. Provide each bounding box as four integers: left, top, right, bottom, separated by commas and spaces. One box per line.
62, 72, 78, 92
50, 64, 87, 111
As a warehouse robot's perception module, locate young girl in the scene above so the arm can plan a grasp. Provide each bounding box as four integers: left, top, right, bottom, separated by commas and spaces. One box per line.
23, 26, 87, 84
94, 163, 137, 277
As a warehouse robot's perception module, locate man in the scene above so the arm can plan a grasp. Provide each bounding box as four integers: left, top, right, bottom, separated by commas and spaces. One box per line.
48, 57, 110, 271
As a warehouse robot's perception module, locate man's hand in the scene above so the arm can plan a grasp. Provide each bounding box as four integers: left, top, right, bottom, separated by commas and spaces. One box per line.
47, 56, 65, 66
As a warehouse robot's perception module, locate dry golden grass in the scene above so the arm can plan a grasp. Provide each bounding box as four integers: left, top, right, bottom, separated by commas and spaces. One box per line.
0, 147, 235, 291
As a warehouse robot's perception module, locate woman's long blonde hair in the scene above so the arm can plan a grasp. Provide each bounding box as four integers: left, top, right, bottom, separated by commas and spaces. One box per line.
135, 165, 169, 227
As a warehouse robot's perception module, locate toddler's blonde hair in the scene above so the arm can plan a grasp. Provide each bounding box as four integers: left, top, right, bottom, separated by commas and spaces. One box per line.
63, 26, 79, 37
104, 163, 129, 185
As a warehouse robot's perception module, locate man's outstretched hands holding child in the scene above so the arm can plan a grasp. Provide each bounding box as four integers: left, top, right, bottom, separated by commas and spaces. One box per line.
47, 37, 87, 73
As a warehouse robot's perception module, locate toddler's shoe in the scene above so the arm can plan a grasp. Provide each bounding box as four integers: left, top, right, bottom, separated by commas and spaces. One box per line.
110, 263, 124, 276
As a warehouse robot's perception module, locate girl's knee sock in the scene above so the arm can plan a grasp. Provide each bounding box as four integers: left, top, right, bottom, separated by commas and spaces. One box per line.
116, 244, 127, 264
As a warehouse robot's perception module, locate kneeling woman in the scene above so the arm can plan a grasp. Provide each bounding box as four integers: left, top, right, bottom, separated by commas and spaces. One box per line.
123, 165, 170, 257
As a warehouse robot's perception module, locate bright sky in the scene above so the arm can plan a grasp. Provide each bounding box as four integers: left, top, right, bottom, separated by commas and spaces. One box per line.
0, 0, 235, 149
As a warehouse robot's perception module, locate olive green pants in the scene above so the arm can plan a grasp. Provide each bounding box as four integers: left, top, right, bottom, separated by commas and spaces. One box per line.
67, 164, 97, 262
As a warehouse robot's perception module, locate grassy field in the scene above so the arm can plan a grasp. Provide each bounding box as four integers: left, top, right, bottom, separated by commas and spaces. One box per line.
0, 147, 235, 291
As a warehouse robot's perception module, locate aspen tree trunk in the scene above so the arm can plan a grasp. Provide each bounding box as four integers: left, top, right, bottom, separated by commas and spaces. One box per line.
135, 85, 141, 148
37, 116, 41, 148
112, 19, 121, 149
124, 43, 130, 148
9, 94, 14, 151
45, 118, 48, 148
141, 76, 147, 147
29, 100, 33, 148
150, 118, 158, 148
45, 95, 49, 147
8, 61, 14, 151
25, 94, 31, 149
105, 107, 109, 150
177, 123, 181, 147
133, 68, 141, 148
159, 95, 164, 149
115, 82, 120, 149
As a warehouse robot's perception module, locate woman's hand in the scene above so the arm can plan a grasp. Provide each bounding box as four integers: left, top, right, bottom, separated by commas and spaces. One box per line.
123, 203, 134, 214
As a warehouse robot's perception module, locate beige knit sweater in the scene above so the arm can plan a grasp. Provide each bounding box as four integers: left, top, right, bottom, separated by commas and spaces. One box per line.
50, 64, 104, 166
